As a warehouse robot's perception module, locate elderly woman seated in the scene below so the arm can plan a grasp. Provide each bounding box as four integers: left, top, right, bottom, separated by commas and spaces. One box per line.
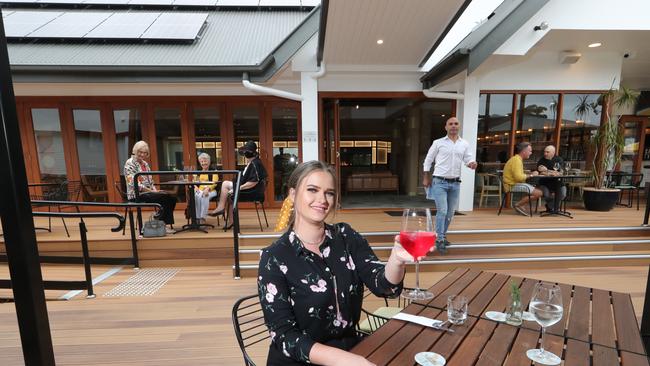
193, 152, 219, 223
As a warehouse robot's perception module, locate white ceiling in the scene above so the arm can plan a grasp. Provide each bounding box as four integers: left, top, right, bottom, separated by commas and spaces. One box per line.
322, 0, 468, 66
532, 29, 650, 89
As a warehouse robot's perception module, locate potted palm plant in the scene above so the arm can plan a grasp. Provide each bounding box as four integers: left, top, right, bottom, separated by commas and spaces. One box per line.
583, 86, 639, 211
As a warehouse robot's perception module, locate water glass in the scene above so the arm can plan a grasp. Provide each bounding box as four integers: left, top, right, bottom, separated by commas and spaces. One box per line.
447, 295, 468, 325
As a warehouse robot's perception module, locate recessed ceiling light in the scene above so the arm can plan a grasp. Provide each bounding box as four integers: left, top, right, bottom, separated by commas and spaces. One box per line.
355, 105, 360, 109
376, 39, 384, 45
588, 42, 602, 48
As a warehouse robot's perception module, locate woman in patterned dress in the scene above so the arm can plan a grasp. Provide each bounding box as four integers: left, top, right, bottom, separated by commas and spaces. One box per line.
258, 161, 432, 366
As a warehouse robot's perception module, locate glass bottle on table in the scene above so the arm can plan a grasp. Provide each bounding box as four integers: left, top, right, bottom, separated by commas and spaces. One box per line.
400, 208, 435, 300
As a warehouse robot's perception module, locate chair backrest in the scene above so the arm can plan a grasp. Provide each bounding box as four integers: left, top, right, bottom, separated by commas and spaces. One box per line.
232, 294, 269, 366
114, 180, 128, 202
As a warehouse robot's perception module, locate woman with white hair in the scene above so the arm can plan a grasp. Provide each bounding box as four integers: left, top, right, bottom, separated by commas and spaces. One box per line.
194, 152, 219, 222
124, 140, 177, 234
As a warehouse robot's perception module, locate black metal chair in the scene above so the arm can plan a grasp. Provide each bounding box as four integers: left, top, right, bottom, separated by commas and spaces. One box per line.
232, 294, 269, 366
496, 174, 534, 217
225, 179, 269, 231
357, 288, 413, 335
30, 180, 83, 237
607, 171, 644, 210
114, 180, 131, 235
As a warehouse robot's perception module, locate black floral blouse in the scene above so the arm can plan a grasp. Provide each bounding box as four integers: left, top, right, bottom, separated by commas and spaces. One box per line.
257, 222, 403, 365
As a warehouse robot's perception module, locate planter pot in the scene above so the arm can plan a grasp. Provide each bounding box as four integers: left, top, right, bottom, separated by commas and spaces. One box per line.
582, 187, 620, 211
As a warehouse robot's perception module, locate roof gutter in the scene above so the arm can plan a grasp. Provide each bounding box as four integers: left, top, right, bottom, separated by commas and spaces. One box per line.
242, 72, 302, 101
422, 90, 464, 100
316, 0, 329, 66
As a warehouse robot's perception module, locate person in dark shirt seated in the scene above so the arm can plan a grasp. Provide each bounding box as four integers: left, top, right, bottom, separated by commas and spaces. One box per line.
257, 161, 429, 366
536, 145, 567, 211
209, 140, 267, 221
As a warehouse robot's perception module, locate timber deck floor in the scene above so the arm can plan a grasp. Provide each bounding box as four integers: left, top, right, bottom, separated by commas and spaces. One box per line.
0, 266, 647, 365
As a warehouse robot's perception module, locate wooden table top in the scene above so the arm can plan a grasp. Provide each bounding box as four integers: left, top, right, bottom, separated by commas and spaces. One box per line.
351, 268, 649, 366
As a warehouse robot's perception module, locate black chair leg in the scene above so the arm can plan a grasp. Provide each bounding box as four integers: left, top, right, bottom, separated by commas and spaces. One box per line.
261, 202, 269, 228
498, 192, 507, 215
58, 206, 70, 237
254, 202, 263, 231
528, 194, 533, 217
123, 207, 128, 235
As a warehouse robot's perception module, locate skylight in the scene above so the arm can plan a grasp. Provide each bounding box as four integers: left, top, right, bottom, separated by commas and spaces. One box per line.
420, 0, 504, 71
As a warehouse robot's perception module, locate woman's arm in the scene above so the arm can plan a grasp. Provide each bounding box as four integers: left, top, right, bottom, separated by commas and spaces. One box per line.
309, 343, 376, 366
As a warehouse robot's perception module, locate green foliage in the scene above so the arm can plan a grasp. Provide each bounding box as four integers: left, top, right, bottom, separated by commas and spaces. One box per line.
591, 86, 639, 189
509, 280, 521, 303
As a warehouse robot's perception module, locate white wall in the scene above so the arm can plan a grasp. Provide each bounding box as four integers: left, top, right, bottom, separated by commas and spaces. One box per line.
496, 0, 650, 56
318, 65, 423, 91
475, 51, 623, 91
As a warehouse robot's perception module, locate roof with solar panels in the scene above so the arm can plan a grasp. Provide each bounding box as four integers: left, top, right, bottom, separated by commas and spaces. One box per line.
0, 0, 320, 81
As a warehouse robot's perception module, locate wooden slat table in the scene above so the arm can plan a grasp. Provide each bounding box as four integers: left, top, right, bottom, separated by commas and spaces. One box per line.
351, 268, 649, 365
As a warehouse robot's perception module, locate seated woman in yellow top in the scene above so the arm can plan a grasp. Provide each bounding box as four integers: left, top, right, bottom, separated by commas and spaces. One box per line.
194, 153, 219, 223
503, 142, 543, 216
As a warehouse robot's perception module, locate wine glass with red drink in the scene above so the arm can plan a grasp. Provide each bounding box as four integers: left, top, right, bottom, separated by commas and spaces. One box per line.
400, 208, 435, 300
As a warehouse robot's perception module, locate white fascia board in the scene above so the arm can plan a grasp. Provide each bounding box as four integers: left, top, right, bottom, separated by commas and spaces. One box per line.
495, 0, 650, 56
318, 70, 423, 92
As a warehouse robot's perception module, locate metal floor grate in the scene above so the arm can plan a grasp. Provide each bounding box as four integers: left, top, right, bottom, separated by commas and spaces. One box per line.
104, 268, 180, 297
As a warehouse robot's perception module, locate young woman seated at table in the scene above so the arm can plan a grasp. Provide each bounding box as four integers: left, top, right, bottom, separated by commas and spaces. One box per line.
258, 161, 429, 366
124, 140, 177, 234
209, 140, 267, 220
194, 152, 219, 223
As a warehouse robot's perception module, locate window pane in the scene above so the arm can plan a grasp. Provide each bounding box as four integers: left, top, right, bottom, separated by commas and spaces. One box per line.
155, 107, 183, 171
477, 94, 513, 172
114, 108, 142, 177
560, 94, 602, 170
515, 94, 559, 169
31, 108, 67, 183
272, 106, 298, 200
232, 106, 260, 170
193, 107, 222, 169
74, 109, 108, 202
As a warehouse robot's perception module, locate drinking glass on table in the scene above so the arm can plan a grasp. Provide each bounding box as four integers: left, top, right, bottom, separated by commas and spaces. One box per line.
553, 162, 561, 172
526, 282, 563, 365
447, 295, 468, 325
400, 208, 435, 300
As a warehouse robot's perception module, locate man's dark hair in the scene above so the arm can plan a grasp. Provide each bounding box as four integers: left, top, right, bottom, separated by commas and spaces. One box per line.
515, 142, 531, 154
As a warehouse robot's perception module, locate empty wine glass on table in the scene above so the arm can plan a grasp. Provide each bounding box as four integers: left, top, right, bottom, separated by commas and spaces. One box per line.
553, 162, 561, 172
400, 208, 435, 300
526, 282, 563, 365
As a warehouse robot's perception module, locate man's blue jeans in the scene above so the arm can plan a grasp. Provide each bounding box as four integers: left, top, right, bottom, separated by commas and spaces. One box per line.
426, 178, 460, 240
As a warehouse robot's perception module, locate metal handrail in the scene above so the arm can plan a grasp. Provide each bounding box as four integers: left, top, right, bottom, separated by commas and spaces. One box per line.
133, 170, 243, 277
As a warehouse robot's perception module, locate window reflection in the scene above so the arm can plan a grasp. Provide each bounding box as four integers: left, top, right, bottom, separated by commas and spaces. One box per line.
477, 94, 513, 172
272, 107, 299, 200
114, 108, 142, 176
32, 108, 66, 184
560, 94, 602, 170
515, 94, 559, 169
74, 109, 108, 202
232, 106, 260, 169
155, 108, 183, 171
193, 107, 222, 169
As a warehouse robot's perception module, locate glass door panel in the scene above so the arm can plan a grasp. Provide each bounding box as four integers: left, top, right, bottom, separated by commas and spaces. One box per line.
621, 120, 643, 173
477, 94, 513, 173
114, 108, 142, 176
31, 108, 67, 184
515, 94, 560, 169
271, 106, 299, 201
154, 107, 185, 202
73, 109, 108, 202
232, 105, 260, 170
193, 107, 222, 169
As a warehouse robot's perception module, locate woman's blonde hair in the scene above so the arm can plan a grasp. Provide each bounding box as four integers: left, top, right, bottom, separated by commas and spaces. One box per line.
287, 161, 338, 229
132, 140, 150, 155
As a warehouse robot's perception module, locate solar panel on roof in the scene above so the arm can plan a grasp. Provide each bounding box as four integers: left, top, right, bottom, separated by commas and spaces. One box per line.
29, 11, 111, 38
172, 0, 218, 6
42, 0, 92, 4
82, 0, 131, 4
300, 0, 319, 5
259, 0, 300, 6
128, 0, 174, 5
140, 12, 207, 40
217, 0, 258, 6
3, 11, 62, 37
85, 12, 160, 38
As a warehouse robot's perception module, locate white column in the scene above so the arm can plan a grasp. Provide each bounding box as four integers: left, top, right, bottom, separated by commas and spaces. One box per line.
300, 72, 319, 162
457, 74, 480, 211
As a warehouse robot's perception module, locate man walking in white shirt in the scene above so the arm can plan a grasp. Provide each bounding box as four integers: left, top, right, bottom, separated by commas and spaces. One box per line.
423, 117, 477, 253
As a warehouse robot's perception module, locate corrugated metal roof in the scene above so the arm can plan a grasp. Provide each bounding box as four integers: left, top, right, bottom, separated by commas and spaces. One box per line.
7, 9, 310, 66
